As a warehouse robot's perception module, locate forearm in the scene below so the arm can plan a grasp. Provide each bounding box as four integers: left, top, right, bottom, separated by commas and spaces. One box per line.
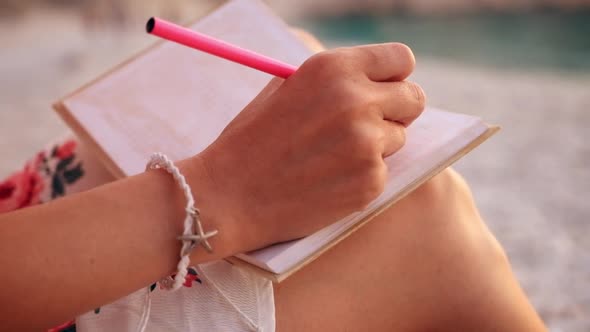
0, 157, 244, 329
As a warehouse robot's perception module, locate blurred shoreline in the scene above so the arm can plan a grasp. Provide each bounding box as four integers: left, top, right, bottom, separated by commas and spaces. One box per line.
303, 10, 590, 74
2, 0, 590, 18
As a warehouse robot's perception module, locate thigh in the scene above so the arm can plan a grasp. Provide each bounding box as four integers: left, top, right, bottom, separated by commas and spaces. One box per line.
274, 169, 542, 332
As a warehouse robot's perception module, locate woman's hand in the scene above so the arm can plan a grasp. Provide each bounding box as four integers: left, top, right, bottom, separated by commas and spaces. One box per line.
191, 43, 426, 252
0, 42, 426, 328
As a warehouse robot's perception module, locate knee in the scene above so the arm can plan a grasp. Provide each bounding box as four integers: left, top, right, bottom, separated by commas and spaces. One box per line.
403, 168, 509, 265
407, 167, 475, 213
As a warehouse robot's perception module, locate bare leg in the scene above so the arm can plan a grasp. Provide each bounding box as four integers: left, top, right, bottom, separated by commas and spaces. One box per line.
275, 169, 546, 331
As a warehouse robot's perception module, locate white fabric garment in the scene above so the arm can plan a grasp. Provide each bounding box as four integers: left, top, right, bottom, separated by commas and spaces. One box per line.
76, 261, 275, 332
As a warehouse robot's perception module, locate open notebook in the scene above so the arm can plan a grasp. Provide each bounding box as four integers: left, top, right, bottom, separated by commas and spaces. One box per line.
54, 0, 498, 282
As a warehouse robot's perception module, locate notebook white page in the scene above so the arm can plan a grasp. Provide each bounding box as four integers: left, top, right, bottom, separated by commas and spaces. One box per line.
59, 0, 312, 177
237, 109, 489, 274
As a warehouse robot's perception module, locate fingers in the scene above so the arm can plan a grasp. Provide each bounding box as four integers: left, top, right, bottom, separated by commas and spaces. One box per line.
371, 80, 425, 157
371, 80, 426, 127
378, 120, 406, 157
350, 43, 416, 82
292, 43, 423, 160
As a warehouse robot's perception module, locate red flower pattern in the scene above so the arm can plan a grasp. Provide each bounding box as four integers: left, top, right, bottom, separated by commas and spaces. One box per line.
0, 153, 45, 213
183, 267, 202, 287
55, 140, 77, 159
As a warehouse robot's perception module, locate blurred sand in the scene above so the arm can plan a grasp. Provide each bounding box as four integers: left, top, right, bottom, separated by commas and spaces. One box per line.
1, 9, 589, 332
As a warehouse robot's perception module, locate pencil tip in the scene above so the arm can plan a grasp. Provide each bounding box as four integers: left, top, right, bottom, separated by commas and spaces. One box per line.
146, 17, 155, 33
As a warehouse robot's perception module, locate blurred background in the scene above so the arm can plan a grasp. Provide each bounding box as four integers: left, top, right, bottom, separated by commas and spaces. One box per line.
1, 0, 588, 330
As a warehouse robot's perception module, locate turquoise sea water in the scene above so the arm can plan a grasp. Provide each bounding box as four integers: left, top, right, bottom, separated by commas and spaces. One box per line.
302, 10, 590, 73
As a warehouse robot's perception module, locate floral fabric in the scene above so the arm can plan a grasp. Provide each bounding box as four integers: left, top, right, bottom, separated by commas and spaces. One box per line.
0, 139, 82, 213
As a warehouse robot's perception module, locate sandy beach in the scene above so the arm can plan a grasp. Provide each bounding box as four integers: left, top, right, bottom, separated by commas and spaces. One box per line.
1, 9, 588, 331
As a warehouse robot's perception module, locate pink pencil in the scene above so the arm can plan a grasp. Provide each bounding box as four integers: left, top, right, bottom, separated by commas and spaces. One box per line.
146, 17, 298, 79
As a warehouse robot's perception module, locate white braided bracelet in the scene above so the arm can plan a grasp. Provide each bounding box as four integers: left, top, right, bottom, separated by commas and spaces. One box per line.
145, 152, 218, 290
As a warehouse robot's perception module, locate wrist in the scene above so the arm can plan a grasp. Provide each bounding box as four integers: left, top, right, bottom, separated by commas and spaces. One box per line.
177, 155, 246, 257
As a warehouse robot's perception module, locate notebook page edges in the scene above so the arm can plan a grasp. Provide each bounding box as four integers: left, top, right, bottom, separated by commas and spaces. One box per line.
238, 109, 489, 274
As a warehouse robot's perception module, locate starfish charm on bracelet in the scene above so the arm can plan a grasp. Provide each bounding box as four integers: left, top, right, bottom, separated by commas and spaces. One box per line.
178, 207, 219, 255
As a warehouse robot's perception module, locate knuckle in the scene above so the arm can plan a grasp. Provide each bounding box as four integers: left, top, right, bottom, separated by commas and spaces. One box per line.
312, 50, 336, 65
346, 121, 381, 155
368, 162, 388, 190
356, 162, 387, 207
332, 83, 377, 113
343, 90, 371, 111
390, 125, 406, 152
301, 52, 335, 77
331, 47, 357, 64
303, 49, 353, 78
